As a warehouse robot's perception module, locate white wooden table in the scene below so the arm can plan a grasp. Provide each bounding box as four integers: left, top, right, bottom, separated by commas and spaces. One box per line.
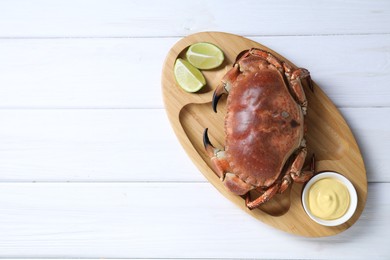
0, 0, 389, 259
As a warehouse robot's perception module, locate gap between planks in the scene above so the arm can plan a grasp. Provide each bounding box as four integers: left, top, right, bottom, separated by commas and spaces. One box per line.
0, 32, 389, 39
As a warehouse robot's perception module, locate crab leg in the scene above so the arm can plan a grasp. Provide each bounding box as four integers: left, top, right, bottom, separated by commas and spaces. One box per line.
278, 152, 315, 194
290, 148, 315, 182
245, 183, 280, 210
278, 165, 293, 194
290, 148, 314, 182
249, 48, 283, 71
288, 68, 313, 115
245, 148, 315, 210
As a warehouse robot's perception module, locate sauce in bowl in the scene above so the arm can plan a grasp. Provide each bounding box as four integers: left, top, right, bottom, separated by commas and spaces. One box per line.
302, 172, 358, 226
308, 178, 350, 220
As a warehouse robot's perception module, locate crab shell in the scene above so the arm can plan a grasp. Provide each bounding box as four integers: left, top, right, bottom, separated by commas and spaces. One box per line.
204, 48, 314, 209
225, 53, 304, 188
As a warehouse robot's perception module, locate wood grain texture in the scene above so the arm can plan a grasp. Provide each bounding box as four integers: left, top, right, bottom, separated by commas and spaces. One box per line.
0, 183, 387, 259
0, 35, 389, 108
0, 109, 201, 182
0, 108, 387, 183
161, 32, 367, 237
0, 0, 389, 37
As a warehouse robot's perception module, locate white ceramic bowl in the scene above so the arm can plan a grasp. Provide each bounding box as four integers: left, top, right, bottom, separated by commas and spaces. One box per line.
302, 171, 358, 226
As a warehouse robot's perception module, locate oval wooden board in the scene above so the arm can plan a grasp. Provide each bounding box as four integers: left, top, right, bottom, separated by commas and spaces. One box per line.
161, 32, 367, 237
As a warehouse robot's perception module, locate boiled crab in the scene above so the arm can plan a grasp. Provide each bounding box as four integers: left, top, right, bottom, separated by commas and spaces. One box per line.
203, 48, 315, 210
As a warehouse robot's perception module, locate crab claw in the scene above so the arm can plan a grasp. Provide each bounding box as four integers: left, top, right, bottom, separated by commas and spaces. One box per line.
234, 49, 251, 65
203, 128, 215, 156
212, 83, 227, 113
212, 64, 240, 113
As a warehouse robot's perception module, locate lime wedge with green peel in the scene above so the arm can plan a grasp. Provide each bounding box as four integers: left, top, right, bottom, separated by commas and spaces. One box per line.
174, 58, 206, 93
186, 42, 224, 70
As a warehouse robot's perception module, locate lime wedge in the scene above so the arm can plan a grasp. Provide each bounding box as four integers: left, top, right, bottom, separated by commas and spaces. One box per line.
174, 58, 206, 93
186, 42, 224, 70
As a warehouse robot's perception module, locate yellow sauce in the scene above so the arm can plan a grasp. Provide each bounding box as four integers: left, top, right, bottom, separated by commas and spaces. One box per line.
308, 178, 350, 220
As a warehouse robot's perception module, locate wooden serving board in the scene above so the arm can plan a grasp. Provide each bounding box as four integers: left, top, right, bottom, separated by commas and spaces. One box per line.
161, 32, 367, 237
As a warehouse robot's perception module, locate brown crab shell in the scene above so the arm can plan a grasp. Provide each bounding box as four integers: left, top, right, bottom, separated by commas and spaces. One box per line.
225, 56, 304, 188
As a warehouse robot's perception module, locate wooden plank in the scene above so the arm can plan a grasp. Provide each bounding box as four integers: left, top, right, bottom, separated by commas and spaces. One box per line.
0, 108, 387, 183
0, 109, 202, 182
0, 0, 389, 37
0, 182, 387, 259
255, 34, 390, 108
0, 38, 172, 109
0, 35, 389, 108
